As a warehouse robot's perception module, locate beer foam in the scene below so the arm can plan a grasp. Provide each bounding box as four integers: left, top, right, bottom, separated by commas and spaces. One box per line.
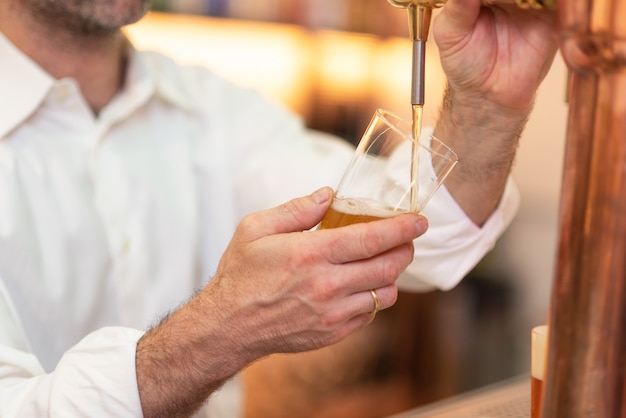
531, 325, 549, 380
332, 197, 402, 218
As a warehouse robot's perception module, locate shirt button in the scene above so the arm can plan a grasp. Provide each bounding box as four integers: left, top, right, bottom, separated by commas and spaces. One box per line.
55, 85, 69, 101
121, 237, 131, 253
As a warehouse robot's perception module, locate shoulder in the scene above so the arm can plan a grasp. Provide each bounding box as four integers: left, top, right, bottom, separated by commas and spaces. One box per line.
136, 49, 291, 116
132, 48, 306, 149
137, 50, 240, 101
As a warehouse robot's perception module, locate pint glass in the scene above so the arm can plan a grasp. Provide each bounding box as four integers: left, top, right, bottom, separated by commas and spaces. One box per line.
319, 109, 458, 229
531, 325, 548, 418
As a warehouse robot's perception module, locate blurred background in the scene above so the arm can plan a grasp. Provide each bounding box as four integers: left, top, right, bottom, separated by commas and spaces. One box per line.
125, 2, 568, 415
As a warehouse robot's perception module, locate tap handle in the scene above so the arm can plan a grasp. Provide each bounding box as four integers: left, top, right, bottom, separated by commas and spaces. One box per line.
388, 0, 555, 8
388, 0, 445, 8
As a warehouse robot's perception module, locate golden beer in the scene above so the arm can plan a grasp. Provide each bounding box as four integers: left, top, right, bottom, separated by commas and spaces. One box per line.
531, 325, 548, 418
531, 376, 544, 418
319, 197, 404, 230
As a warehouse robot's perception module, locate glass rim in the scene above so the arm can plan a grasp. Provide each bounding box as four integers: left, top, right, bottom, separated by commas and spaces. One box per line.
374, 108, 459, 163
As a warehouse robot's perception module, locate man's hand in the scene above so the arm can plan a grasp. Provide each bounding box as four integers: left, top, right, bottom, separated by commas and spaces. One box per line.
431, 0, 558, 225
136, 187, 428, 417
434, 0, 558, 111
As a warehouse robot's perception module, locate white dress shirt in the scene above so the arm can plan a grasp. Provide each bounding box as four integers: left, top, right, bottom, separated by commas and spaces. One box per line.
0, 31, 519, 417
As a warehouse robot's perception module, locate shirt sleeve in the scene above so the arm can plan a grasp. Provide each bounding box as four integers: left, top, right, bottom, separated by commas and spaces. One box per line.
0, 285, 145, 417
0, 277, 243, 418
397, 176, 520, 292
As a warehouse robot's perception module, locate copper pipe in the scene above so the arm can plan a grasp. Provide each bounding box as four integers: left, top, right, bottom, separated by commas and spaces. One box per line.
542, 0, 626, 415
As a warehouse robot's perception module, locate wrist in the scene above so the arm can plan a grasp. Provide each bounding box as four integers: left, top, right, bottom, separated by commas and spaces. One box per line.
433, 83, 530, 225
436, 83, 534, 135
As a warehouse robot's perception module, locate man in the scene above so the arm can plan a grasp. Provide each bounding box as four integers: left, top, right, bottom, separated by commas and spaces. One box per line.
0, 0, 557, 416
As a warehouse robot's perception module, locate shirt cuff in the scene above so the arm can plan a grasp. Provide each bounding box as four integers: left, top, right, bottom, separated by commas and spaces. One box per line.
397, 176, 520, 292
50, 327, 145, 416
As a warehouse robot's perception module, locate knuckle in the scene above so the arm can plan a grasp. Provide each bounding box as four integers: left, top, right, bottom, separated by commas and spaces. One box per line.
281, 198, 309, 225
319, 308, 343, 329
323, 234, 344, 257
380, 258, 404, 281
360, 229, 385, 255
238, 212, 260, 232
311, 274, 341, 302
380, 245, 414, 281
289, 245, 326, 281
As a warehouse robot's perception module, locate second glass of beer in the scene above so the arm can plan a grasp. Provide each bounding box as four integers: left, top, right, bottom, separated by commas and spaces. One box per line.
319, 109, 458, 229
531, 325, 548, 418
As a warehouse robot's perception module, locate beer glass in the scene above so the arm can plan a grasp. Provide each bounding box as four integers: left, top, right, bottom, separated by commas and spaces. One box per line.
531, 325, 548, 418
319, 109, 458, 229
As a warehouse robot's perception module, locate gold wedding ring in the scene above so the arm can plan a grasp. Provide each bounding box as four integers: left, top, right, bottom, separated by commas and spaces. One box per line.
369, 289, 381, 315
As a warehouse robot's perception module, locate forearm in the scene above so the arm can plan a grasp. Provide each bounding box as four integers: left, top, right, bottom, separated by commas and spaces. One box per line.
434, 84, 531, 226
135, 291, 251, 418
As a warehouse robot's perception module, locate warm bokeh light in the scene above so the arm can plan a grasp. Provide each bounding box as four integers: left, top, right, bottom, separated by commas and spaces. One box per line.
124, 12, 315, 115
123, 11, 438, 122
310, 30, 378, 101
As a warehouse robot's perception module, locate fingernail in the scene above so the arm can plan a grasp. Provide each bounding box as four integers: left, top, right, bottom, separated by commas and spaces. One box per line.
415, 217, 428, 235
312, 187, 332, 204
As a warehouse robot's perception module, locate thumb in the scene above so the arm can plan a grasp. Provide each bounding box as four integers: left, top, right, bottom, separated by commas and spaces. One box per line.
243, 187, 334, 239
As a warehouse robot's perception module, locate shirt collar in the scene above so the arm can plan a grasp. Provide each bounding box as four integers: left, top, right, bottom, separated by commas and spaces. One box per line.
125, 43, 197, 114
0, 32, 195, 139
105, 40, 197, 121
0, 31, 55, 139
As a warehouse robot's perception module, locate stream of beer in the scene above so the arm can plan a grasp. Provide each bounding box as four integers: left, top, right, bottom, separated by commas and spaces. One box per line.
410, 104, 423, 212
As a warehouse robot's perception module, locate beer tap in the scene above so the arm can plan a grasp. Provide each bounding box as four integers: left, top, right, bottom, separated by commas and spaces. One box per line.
387, 0, 555, 110
387, 0, 436, 211
387, 0, 434, 108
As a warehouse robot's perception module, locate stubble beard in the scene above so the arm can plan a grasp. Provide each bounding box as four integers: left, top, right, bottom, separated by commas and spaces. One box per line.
22, 0, 151, 37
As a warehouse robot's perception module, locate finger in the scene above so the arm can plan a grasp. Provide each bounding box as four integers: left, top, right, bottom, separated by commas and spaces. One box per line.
344, 282, 398, 324
237, 187, 334, 241
435, 0, 483, 41
360, 284, 397, 314
321, 242, 415, 300
319, 213, 428, 265
303, 284, 400, 348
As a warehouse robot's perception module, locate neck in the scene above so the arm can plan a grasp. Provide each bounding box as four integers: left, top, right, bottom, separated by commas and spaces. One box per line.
0, 3, 129, 115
